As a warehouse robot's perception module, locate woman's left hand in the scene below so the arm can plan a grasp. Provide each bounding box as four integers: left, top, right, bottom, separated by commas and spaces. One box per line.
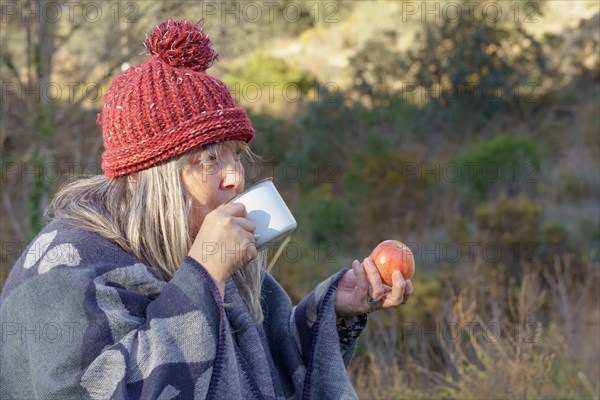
335, 257, 414, 319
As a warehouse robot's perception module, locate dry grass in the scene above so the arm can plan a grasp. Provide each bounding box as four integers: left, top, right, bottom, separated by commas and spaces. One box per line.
349, 258, 600, 399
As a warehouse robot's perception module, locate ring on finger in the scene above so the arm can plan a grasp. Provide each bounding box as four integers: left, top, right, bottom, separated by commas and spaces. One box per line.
367, 296, 378, 306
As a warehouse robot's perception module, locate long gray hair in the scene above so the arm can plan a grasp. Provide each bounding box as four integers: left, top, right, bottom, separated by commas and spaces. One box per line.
48, 141, 265, 322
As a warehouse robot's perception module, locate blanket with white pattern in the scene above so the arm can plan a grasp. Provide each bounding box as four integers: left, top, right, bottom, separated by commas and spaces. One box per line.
0, 220, 364, 399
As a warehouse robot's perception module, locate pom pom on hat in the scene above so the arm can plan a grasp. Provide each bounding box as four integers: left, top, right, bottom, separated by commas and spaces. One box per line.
145, 19, 217, 72
100, 19, 254, 178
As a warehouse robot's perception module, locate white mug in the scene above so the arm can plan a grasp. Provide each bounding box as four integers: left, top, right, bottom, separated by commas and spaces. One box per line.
230, 178, 297, 248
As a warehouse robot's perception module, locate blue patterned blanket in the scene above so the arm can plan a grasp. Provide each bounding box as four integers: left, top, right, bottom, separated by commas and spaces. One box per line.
0, 220, 365, 399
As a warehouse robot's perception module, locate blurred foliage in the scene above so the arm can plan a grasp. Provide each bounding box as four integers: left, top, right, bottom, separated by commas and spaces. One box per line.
409, 15, 547, 115
538, 222, 586, 269
345, 134, 433, 243
475, 194, 543, 268
349, 1, 552, 135
454, 133, 544, 199
350, 30, 404, 107
224, 53, 314, 114
446, 214, 473, 257
244, 112, 290, 164
284, 90, 366, 190
549, 13, 600, 82
297, 184, 353, 245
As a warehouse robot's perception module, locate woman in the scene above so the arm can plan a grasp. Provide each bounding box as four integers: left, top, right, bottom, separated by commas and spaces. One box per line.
0, 20, 413, 399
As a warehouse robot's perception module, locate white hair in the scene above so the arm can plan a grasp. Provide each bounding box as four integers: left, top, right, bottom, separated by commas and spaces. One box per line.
49, 141, 265, 322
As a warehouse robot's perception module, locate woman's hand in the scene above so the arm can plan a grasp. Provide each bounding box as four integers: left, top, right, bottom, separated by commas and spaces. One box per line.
335, 257, 413, 319
188, 202, 257, 296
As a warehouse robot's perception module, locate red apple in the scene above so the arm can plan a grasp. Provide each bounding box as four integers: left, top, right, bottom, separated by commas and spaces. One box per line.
370, 240, 415, 286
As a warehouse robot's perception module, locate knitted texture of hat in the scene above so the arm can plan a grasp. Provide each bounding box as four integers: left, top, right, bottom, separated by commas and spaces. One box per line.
99, 19, 255, 178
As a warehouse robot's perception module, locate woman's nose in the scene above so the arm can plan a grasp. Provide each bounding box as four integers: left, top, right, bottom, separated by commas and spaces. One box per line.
221, 157, 244, 191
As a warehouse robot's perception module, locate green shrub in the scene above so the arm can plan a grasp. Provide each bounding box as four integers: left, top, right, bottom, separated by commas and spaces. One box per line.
349, 2, 550, 132
298, 184, 353, 245
285, 91, 363, 183
345, 134, 432, 241
455, 134, 544, 199
475, 194, 543, 268
538, 222, 584, 267
224, 53, 314, 114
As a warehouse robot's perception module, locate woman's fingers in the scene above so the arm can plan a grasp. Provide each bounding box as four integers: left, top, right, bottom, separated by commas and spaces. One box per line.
335, 259, 415, 318
222, 204, 257, 253
199, 203, 258, 268
222, 201, 247, 217
402, 280, 414, 304
234, 216, 256, 234
380, 271, 404, 306
351, 260, 369, 297
362, 257, 387, 300
244, 241, 258, 263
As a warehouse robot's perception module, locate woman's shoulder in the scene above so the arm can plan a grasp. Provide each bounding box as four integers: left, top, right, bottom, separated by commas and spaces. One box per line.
25, 219, 138, 271
2, 219, 157, 301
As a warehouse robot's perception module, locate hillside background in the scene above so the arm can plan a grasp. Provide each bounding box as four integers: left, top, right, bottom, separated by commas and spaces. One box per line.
1, 1, 599, 398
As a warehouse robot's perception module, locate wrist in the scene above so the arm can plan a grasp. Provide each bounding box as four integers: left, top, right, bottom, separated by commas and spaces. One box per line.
188, 255, 227, 299
334, 309, 355, 321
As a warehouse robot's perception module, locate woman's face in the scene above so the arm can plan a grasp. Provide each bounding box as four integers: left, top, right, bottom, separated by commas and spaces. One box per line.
182, 142, 245, 232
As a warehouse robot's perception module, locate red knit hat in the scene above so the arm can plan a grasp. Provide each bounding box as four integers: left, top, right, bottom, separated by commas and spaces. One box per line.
99, 19, 255, 178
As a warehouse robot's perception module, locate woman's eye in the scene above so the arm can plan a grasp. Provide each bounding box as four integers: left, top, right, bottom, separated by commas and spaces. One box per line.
201, 153, 217, 163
